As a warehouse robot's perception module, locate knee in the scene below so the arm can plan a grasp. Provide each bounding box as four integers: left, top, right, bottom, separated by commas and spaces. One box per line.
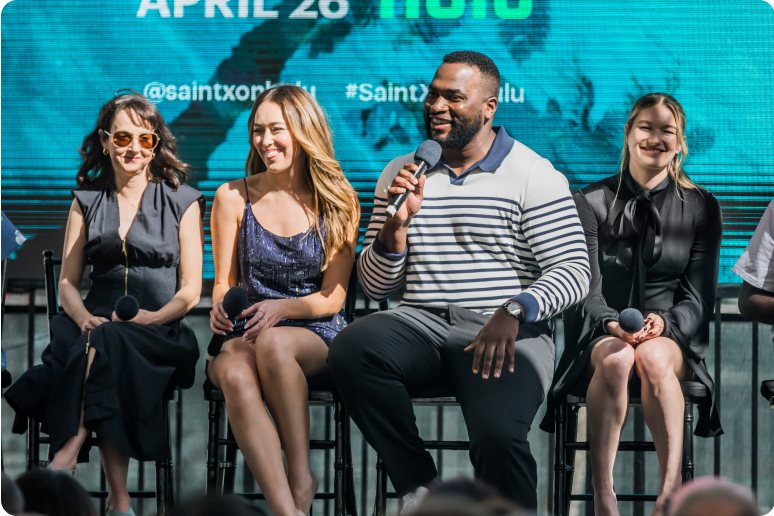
634, 342, 674, 384
471, 421, 530, 458
254, 329, 294, 369
595, 345, 635, 387
217, 363, 258, 398
328, 322, 370, 379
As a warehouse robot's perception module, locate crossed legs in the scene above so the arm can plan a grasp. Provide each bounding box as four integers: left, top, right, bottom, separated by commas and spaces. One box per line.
49, 346, 133, 512
585, 336, 690, 516
207, 327, 329, 516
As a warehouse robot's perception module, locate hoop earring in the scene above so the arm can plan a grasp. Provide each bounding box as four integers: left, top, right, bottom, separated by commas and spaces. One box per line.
152, 152, 155, 159
103, 148, 108, 155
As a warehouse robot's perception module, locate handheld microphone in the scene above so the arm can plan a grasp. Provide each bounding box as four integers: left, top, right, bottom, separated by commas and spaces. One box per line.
222, 286, 250, 319
619, 308, 645, 334
385, 140, 442, 218
207, 286, 250, 358
115, 295, 139, 321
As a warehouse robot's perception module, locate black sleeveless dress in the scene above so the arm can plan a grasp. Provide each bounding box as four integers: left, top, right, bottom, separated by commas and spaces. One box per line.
539, 171, 723, 438
5, 180, 204, 462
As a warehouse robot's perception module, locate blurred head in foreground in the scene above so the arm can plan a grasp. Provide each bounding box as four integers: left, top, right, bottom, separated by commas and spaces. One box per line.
170, 494, 267, 516
413, 478, 527, 516
668, 477, 759, 516
14, 468, 96, 516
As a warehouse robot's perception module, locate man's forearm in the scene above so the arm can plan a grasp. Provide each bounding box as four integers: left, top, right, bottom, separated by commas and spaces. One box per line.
377, 218, 409, 254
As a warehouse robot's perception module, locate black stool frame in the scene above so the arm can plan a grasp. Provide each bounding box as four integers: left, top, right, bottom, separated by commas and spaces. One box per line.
552, 381, 708, 516
39, 249, 176, 515
372, 396, 468, 516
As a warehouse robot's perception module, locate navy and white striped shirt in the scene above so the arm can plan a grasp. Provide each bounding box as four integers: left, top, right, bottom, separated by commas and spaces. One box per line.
358, 127, 591, 322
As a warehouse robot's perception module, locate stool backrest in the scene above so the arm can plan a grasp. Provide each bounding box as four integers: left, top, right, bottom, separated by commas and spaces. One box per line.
42, 249, 61, 341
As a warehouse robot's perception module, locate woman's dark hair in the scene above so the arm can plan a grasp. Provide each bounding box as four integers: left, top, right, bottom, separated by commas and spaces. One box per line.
15, 468, 97, 516
77, 91, 190, 191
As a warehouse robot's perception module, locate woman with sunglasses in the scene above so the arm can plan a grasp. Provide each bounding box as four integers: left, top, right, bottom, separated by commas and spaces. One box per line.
540, 93, 722, 516
207, 85, 358, 516
5, 92, 204, 516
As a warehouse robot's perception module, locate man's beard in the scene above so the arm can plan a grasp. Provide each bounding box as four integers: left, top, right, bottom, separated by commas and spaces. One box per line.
425, 108, 484, 150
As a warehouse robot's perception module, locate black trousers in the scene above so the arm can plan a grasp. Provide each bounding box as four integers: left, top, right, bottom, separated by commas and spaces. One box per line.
328, 305, 554, 509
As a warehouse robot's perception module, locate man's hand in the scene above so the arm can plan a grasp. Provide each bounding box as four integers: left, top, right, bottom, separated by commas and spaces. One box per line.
385, 163, 426, 226
465, 307, 520, 379
378, 164, 427, 255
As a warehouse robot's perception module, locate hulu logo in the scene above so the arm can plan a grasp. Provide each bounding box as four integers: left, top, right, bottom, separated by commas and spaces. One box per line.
380, 0, 531, 19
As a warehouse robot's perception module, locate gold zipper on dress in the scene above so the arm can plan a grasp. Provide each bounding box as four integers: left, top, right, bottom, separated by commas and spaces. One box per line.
85, 330, 91, 355
122, 238, 128, 295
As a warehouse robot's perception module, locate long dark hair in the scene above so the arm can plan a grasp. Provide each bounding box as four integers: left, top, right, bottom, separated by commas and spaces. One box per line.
77, 92, 190, 190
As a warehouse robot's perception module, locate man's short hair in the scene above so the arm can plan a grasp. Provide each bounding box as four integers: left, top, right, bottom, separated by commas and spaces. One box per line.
442, 51, 501, 100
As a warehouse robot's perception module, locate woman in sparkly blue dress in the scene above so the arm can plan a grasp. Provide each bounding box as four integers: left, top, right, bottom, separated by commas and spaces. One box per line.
207, 85, 359, 516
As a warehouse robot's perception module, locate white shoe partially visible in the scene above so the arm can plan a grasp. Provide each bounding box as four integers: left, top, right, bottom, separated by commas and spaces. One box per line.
400, 486, 430, 515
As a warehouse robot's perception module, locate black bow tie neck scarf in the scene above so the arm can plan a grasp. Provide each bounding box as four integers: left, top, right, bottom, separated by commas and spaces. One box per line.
609, 169, 669, 311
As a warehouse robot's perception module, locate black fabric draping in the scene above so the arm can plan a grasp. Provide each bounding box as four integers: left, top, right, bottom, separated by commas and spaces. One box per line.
4, 181, 204, 462
610, 170, 666, 310
540, 171, 723, 437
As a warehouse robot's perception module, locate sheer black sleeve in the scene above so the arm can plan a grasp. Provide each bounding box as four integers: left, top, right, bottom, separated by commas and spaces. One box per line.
568, 191, 619, 345
659, 192, 723, 361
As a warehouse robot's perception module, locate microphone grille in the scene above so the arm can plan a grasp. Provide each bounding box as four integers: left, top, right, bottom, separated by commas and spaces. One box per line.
115, 295, 139, 321
414, 140, 443, 169
222, 286, 250, 319
619, 308, 645, 334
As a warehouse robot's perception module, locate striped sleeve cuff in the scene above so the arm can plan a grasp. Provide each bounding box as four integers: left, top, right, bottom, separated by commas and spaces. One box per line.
371, 231, 408, 261
510, 292, 540, 323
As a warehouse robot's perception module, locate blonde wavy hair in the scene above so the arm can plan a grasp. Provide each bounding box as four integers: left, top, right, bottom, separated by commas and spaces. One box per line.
245, 84, 359, 269
617, 93, 698, 198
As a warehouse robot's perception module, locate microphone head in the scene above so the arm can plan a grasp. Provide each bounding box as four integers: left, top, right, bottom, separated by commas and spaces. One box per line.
115, 295, 139, 321
619, 308, 645, 334
414, 140, 443, 169
222, 286, 250, 320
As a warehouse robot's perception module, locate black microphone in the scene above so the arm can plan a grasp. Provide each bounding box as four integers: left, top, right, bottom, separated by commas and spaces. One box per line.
222, 286, 250, 319
385, 140, 443, 218
115, 295, 139, 321
619, 308, 645, 334
207, 286, 250, 357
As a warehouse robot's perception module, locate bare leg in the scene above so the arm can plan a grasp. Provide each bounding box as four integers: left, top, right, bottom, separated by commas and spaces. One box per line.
254, 327, 329, 514
99, 436, 131, 512
585, 337, 636, 516
208, 338, 303, 516
49, 346, 97, 471
634, 337, 690, 516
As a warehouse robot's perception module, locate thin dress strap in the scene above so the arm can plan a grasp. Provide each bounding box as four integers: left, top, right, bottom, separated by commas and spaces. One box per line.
243, 177, 251, 204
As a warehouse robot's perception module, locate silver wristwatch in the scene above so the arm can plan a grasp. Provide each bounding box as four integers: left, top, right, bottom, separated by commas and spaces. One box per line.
501, 301, 524, 323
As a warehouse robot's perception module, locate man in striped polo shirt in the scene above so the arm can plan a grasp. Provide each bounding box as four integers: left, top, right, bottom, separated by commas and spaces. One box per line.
329, 51, 590, 510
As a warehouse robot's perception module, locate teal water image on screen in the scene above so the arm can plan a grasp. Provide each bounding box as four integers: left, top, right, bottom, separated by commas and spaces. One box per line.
2, 0, 773, 283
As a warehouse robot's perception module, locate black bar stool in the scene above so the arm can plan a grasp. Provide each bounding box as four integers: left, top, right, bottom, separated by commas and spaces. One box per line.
35, 249, 176, 515
552, 380, 708, 516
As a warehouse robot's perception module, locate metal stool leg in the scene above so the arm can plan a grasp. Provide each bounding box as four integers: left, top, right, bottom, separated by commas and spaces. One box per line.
564, 406, 579, 516
344, 411, 358, 516
223, 423, 238, 494
206, 399, 222, 496
373, 453, 387, 516
334, 400, 345, 516
554, 404, 567, 516
682, 401, 695, 482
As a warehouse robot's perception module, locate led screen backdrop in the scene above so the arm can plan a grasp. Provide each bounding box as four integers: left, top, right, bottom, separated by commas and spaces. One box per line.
2, 0, 773, 284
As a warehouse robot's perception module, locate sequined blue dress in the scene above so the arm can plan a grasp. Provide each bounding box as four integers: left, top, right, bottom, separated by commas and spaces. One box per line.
225, 179, 346, 345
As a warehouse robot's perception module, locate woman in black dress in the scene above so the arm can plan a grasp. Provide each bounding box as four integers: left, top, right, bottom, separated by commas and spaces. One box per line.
5, 93, 204, 516
540, 93, 722, 516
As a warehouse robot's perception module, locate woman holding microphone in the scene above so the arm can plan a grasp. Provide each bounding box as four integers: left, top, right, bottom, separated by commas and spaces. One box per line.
207, 85, 359, 516
541, 93, 723, 516
6, 92, 204, 516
